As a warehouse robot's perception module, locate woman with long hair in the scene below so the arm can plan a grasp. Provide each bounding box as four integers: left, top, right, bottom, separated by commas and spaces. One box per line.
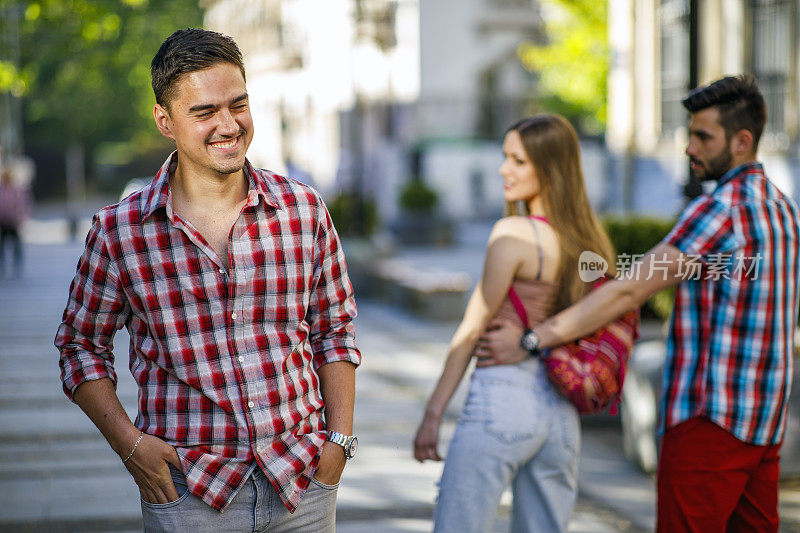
413, 114, 616, 532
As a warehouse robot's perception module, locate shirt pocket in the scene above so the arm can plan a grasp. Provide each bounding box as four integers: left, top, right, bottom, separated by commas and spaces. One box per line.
260, 260, 315, 325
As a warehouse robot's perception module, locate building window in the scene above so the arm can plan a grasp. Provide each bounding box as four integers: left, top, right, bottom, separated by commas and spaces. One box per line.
751, 0, 792, 140
659, 0, 690, 135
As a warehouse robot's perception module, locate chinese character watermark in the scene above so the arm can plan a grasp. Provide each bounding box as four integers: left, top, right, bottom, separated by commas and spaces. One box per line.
578, 251, 763, 281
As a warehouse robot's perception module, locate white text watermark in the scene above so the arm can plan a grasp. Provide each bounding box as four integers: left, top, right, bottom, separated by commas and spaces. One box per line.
578, 251, 763, 283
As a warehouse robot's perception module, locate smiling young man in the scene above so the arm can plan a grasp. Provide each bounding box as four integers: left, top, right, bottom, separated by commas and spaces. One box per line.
474, 74, 800, 531
55, 29, 360, 532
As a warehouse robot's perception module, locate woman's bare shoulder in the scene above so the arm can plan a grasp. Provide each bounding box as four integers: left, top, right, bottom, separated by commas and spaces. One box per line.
484, 217, 543, 268
488, 216, 541, 244
487, 215, 559, 282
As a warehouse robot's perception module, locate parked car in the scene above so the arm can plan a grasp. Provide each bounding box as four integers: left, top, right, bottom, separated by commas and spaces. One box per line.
620, 340, 665, 473
621, 337, 800, 477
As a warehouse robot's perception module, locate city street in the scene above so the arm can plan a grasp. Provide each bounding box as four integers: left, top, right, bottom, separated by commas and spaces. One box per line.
1, 236, 799, 532
7, 0, 800, 531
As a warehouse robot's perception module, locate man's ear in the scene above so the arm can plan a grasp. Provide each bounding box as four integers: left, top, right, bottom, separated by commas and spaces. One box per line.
731, 128, 755, 157
153, 104, 175, 141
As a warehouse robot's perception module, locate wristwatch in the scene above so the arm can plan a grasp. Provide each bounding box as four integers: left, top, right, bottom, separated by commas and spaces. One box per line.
326, 431, 358, 459
520, 329, 542, 357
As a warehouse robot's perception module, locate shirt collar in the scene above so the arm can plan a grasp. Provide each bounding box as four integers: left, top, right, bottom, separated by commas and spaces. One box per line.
140, 152, 281, 223
243, 159, 281, 211
715, 160, 763, 189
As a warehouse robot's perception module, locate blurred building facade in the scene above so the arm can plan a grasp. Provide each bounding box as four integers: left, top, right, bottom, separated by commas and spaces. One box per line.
202, 0, 545, 224
608, 0, 800, 216
202, 0, 419, 187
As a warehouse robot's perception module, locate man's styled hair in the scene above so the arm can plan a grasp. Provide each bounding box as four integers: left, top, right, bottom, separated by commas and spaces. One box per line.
151, 28, 245, 108
681, 74, 767, 150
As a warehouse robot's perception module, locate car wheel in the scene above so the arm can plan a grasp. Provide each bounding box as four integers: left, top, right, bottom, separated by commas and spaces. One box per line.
621, 370, 659, 474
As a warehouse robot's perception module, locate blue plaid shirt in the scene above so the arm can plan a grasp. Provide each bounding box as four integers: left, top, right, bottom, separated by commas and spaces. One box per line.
662, 161, 800, 445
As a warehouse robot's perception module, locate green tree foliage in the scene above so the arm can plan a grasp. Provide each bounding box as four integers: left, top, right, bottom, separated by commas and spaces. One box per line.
518, 0, 607, 135
1, 0, 201, 163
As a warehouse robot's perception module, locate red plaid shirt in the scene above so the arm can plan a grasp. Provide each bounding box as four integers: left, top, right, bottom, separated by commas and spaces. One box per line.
55, 153, 361, 511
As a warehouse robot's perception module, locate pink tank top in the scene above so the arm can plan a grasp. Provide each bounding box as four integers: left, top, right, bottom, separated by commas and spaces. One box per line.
496, 215, 556, 328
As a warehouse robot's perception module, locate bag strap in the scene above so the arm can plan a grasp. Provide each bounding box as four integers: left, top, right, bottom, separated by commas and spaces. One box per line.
507, 215, 549, 329
507, 287, 530, 329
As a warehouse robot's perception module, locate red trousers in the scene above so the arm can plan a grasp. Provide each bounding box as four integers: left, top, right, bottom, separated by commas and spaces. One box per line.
657, 416, 781, 532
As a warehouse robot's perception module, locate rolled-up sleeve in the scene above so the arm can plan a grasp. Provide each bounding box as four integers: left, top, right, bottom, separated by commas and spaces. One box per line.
54, 215, 130, 401
307, 201, 361, 370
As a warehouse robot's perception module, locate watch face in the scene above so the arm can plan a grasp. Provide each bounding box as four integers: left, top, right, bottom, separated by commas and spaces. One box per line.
521, 332, 538, 351
346, 436, 358, 458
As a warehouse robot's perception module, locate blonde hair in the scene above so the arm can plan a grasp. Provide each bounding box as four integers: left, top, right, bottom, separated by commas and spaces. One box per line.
505, 114, 616, 311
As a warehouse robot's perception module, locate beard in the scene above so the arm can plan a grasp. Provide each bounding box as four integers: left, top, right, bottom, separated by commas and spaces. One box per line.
689, 144, 733, 182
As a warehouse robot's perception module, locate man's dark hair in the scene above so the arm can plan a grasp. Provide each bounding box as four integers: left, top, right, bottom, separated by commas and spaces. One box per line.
151, 28, 245, 108
681, 74, 767, 150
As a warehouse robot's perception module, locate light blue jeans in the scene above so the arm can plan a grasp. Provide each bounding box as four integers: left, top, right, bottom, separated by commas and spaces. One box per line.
434, 358, 580, 533
141, 464, 338, 532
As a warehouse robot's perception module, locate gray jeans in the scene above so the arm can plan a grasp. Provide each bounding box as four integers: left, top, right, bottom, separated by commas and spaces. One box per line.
141, 464, 338, 532
434, 358, 581, 533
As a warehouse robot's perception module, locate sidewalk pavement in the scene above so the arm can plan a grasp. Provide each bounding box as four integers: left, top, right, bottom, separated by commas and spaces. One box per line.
358, 221, 800, 533
0, 240, 642, 532
3, 214, 800, 531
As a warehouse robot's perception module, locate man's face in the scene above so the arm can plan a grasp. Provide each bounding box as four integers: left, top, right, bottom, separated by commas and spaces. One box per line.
685, 107, 733, 182
154, 62, 253, 178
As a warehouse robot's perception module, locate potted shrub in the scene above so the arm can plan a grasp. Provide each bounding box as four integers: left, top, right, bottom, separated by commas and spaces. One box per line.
327, 192, 378, 238
392, 178, 453, 246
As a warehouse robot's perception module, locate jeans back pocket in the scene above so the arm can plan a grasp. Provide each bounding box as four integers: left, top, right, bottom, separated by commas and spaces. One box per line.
481, 377, 545, 444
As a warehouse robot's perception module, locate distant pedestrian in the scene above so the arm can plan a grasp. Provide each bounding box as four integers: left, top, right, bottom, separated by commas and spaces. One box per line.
55, 29, 360, 532
476, 74, 800, 532
414, 114, 618, 532
0, 165, 32, 278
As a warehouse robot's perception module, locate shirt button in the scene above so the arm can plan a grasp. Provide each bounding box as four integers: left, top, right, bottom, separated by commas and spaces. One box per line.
238, 356, 244, 363
248, 401, 255, 408
231, 312, 237, 320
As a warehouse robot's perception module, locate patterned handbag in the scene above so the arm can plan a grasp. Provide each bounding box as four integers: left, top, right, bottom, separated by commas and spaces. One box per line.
508, 275, 640, 414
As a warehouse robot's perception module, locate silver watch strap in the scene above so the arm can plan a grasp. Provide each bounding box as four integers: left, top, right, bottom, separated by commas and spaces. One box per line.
327, 431, 348, 446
